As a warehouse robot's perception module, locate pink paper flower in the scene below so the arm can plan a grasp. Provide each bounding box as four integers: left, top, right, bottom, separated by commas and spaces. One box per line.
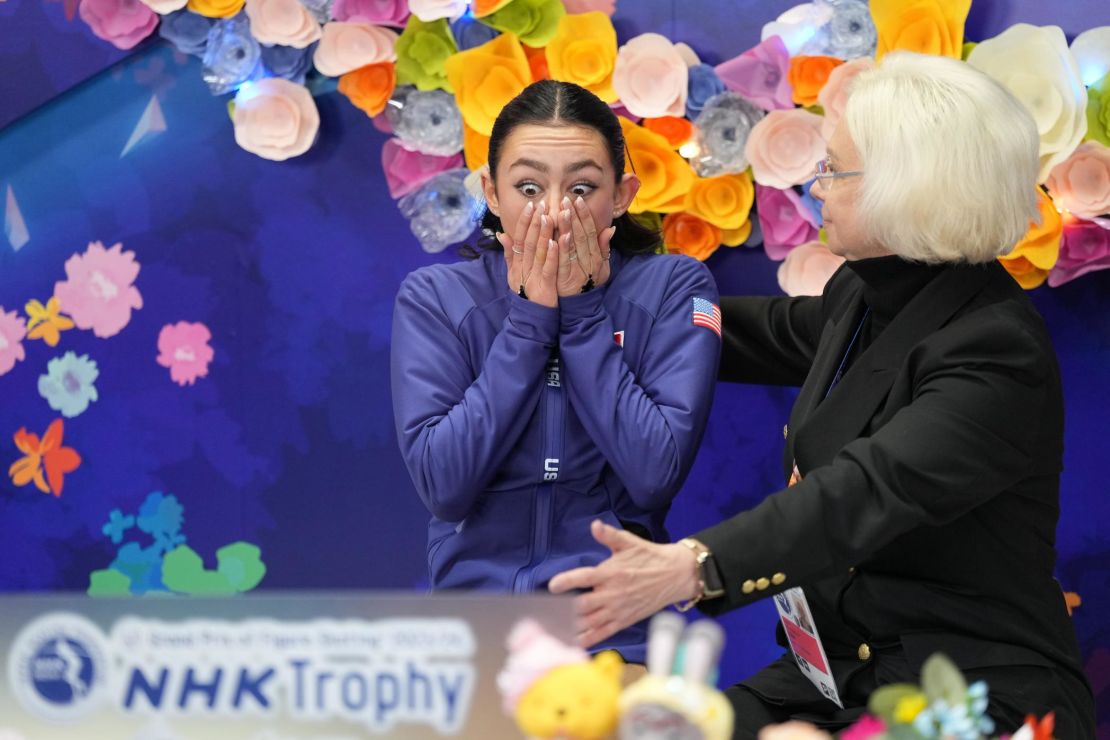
54, 241, 143, 339
777, 240, 845, 296
78, 0, 158, 50
612, 33, 689, 119
715, 35, 794, 111
563, 0, 615, 15
233, 78, 320, 161
313, 21, 399, 77
1046, 141, 1110, 220
840, 715, 887, 740
382, 139, 464, 198
0, 308, 28, 377
157, 321, 215, 386
816, 56, 874, 140
745, 108, 826, 189
244, 0, 322, 48
330, 0, 408, 25
757, 184, 819, 260
1047, 219, 1110, 287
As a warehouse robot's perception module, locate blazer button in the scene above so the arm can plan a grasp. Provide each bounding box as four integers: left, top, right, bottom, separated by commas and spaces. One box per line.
755, 577, 770, 591
858, 643, 872, 661
783, 424, 789, 440
771, 572, 786, 586
742, 580, 756, 594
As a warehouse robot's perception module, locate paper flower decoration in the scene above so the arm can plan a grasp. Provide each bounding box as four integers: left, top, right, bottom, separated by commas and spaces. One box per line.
244, 0, 321, 48
1048, 218, 1110, 287
140, 0, 186, 13
824, 0, 877, 60
690, 91, 765, 177
968, 24, 1088, 182
620, 116, 694, 214
482, 0, 566, 48
409, 0, 468, 22
998, 189, 1062, 289
545, 11, 618, 102
54, 241, 143, 339
563, 0, 614, 15
761, 2, 834, 57
232, 78, 320, 160
450, 13, 499, 51
398, 169, 484, 252
745, 108, 825, 189
444, 32, 531, 136
186, 0, 243, 19
1070, 26, 1110, 87
79, 0, 159, 50
1046, 141, 1110, 219
314, 22, 398, 77
685, 63, 726, 121
338, 61, 395, 116
1088, 72, 1110, 147
815, 56, 874, 140
395, 16, 458, 91
463, 122, 491, 170
381, 138, 464, 198
777, 240, 845, 296
612, 33, 689, 118
642, 116, 694, 148
684, 171, 755, 231
261, 42, 317, 84
385, 87, 464, 156
156, 322, 215, 386
788, 55, 843, 107
330, 0, 408, 25
38, 352, 100, 418
0, 308, 27, 377
870, 0, 971, 60
158, 10, 212, 56
756, 184, 819, 259
715, 35, 793, 111
201, 15, 262, 94
663, 212, 722, 261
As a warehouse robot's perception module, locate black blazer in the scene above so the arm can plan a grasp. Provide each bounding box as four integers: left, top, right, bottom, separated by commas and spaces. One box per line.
695, 260, 1094, 735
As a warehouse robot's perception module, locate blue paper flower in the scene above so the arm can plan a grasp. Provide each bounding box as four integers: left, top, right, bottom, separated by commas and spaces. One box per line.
686, 63, 727, 120
398, 169, 484, 253
799, 179, 824, 227
202, 15, 262, 95
137, 491, 185, 545
385, 87, 464, 157
37, 351, 99, 418
261, 42, 317, 85
102, 509, 135, 545
691, 91, 765, 177
824, 0, 876, 60
159, 9, 214, 57
450, 14, 500, 51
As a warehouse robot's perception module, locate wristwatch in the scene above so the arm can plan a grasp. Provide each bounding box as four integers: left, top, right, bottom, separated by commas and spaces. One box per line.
675, 538, 726, 612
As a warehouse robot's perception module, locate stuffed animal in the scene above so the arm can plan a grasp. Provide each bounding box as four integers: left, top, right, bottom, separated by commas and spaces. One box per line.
497, 618, 624, 740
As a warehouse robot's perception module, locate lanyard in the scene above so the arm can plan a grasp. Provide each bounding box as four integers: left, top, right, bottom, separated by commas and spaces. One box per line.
824, 307, 871, 399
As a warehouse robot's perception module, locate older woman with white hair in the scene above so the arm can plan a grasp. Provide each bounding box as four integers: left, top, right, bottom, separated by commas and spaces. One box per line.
550, 51, 1096, 737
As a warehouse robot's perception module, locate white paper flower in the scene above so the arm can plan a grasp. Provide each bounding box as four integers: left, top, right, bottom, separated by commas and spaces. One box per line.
139, 0, 188, 13
1070, 26, 1110, 87
408, 0, 466, 22
968, 24, 1089, 182
761, 2, 833, 56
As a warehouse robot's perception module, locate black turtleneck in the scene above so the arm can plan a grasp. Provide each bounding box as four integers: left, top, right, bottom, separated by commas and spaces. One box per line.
844, 254, 949, 350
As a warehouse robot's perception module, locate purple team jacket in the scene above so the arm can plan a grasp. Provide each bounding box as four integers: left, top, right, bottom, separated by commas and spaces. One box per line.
391, 247, 720, 662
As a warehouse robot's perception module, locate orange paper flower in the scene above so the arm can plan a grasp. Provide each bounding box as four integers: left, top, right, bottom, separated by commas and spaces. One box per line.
524, 43, 551, 82
788, 55, 844, 107
999, 189, 1062, 289
338, 62, 396, 118
463, 122, 491, 171
545, 11, 617, 102
444, 33, 532, 136
9, 419, 81, 497
620, 117, 694, 214
642, 116, 694, 148
663, 212, 722, 262
684, 171, 755, 231
870, 0, 971, 60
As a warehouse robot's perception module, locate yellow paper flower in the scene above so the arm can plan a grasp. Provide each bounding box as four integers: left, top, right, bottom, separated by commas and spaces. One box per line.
870, 0, 971, 60
721, 221, 752, 247
444, 33, 532, 136
25, 297, 74, 347
545, 12, 617, 102
620, 117, 694, 214
684, 172, 755, 231
464, 121, 491, 170
186, 0, 244, 19
999, 189, 1062, 289
893, 693, 929, 724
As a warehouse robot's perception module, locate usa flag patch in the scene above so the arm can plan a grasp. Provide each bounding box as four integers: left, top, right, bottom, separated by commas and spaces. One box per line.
692, 297, 721, 338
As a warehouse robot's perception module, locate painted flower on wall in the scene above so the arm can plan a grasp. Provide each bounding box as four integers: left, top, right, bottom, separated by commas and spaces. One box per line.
0, 308, 27, 377
8, 419, 81, 497
54, 241, 143, 339
156, 321, 215, 386
25, 298, 75, 348
38, 352, 100, 418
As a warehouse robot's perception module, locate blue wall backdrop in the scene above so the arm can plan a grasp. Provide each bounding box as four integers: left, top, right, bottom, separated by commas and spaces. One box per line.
1, 0, 1108, 731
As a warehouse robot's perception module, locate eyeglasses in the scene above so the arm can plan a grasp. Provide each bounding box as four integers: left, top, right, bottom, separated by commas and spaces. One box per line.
813, 157, 863, 182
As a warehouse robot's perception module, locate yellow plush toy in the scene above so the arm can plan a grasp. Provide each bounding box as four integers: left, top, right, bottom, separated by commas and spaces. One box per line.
497, 619, 624, 740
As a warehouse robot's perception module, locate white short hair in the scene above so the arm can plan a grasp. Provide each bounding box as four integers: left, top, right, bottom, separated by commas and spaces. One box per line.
844, 52, 1040, 264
